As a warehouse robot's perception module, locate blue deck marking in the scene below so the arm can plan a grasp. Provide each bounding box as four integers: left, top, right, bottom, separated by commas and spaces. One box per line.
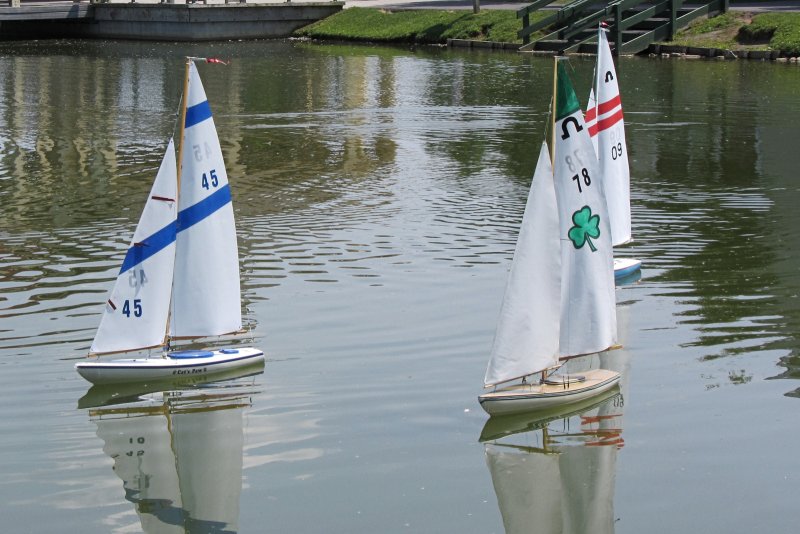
185, 100, 212, 128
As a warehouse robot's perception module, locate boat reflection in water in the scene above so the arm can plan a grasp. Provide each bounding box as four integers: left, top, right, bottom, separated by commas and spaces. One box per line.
79, 363, 264, 533
480, 388, 624, 534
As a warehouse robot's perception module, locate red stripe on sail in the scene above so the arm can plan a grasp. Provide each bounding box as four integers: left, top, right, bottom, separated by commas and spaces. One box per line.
597, 94, 621, 115
595, 108, 624, 134
585, 106, 597, 121
588, 123, 599, 137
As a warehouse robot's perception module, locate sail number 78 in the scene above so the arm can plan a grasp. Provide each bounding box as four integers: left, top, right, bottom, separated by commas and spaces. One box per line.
572, 168, 592, 193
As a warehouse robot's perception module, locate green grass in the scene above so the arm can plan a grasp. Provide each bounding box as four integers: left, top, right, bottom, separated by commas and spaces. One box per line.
666, 12, 800, 54
297, 8, 800, 55
294, 8, 548, 45
739, 13, 800, 55
668, 12, 753, 49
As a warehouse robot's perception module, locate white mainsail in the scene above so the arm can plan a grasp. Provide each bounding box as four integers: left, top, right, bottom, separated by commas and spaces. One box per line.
171, 61, 242, 338
553, 60, 617, 357
90, 140, 177, 354
588, 27, 632, 246
484, 144, 561, 386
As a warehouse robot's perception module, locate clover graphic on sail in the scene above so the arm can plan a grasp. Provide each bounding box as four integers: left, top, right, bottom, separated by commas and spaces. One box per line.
568, 205, 601, 252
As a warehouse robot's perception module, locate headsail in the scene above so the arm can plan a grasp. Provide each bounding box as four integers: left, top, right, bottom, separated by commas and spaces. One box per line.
553, 61, 617, 357
484, 144, 561, 387
589, 27, 631, 246
171, 60, 242, 338
90, 140, 178, 354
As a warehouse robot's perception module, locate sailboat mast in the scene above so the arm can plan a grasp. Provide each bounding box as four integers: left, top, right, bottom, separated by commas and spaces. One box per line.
550, 57, 558, 164
175, 58, 191, 200
163, 58, 192, 347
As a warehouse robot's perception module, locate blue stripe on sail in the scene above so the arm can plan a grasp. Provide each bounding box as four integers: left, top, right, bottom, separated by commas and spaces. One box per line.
119, 221, 177, 275
177, 184, 232, 233
185, 100, 212, 128
116, 185, 230, 275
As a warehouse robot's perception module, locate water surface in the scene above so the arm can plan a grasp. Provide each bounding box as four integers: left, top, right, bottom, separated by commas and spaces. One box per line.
1, 40, 799, 533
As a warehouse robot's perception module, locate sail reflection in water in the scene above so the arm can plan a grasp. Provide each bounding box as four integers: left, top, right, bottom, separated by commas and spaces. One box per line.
79, 369, 263, 533
481, 390, 624, 534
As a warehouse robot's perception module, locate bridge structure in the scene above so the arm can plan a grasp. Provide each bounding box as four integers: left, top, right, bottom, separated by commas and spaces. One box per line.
517, 0, 729, 55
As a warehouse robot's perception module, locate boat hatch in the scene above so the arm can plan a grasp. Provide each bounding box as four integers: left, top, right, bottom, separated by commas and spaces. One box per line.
169, 350, 214, 359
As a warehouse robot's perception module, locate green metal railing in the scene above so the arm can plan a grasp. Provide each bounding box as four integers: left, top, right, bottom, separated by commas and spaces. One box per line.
518, 0, 729, 55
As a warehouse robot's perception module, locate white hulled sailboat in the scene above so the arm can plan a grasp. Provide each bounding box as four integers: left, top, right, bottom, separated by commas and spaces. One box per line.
76, 58, 264, 385
478, 59, 620, 416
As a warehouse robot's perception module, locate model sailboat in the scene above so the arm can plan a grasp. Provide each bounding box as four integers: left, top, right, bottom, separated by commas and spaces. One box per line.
585, 24, 641, 280
478, 59, 620, 417
76, 58, 264, 385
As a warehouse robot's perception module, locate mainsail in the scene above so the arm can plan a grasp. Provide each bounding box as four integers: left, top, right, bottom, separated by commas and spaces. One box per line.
171, 61, 242, 338
90, 140, 177, 354
553, 61, 617, 357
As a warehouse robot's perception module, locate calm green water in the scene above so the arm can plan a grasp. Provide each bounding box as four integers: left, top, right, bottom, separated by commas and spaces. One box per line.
1, 39, 799, 533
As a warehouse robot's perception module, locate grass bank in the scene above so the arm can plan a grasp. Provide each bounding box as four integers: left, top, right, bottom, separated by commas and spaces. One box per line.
294, 8, 800, 55
293, 7, 547, 45
667, 11, 800, 54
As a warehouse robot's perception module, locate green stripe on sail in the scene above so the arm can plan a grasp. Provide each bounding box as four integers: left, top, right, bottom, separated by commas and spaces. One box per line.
555, 61, 580, 121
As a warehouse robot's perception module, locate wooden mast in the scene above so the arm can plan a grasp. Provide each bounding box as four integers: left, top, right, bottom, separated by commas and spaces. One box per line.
550, 56, 558, 165
163, 58, 192, 349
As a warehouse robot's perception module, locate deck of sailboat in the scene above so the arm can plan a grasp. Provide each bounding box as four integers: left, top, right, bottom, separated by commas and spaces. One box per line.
479, 369, 620, 416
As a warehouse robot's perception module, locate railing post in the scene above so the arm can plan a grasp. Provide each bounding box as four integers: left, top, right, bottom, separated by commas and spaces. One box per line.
668, 0, 677, 41
613, 3, 623, 57
522, 13, 530, 46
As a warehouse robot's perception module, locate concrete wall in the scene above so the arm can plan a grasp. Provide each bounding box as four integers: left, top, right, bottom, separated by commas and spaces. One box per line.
0, 3, 344, 41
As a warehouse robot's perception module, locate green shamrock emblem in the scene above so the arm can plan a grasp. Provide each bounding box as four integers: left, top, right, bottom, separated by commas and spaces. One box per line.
568, 205, 601, 252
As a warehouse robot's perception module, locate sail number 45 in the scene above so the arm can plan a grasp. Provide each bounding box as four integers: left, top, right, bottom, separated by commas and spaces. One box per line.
122, 299, 142, 318
201, 169, 219, 190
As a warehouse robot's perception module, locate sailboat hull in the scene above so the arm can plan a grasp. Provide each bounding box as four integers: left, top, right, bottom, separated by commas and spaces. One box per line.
613, 257, 641, 280
478, 368, 620, 417
75, 347, 264, 385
